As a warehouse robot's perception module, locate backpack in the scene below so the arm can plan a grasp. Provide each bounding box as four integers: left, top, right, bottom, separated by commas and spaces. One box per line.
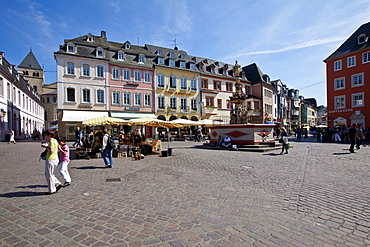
106, 135, 115, 149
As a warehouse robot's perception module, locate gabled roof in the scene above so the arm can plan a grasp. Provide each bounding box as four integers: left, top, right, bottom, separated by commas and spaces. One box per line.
324, 21, 370, 61
19, 50, 42, 70
242, 63, 269, 85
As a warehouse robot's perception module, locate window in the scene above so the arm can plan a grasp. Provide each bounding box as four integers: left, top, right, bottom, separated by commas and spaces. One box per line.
190, 78, 197, 90
157, 74, 165, 88
205, 96, 214, 107
352, 93, 364, 107
47, 97, 50, 103
144, 72, 151, 83
170, 76, 176, 88
82, 88, 91, 103
201, 79, 208, 89
245, 85, 251, 94
191, 98, 197, 111
358, 34, 368, 45
158, 57, 164, 65
96, 65, 104, 78
144, 94, 151, 106
169, 59, 175, 67
53, 97, 57, 102
170, 96, 177, 109
66, 62, 75, 75
112, 68, 119, 79
190, 63, 196, 70
227, 100, 231, 109
348, 56, 356, 67
134, 93, 141, 106
123, 92, 130, 105
180, 61, 186, 68
180, 98, 187, 111
82, 64, 90, 76
123, 69, 130, 80
125, 43, 130, 49
180, 77, 187, 89
334, 60, 342, 71
169, 52, 174, 58
138, 56, 145, 63
67, 42, 75, 53
158, 95, 165, 109
134, 71, 141, 82
96, 48, 104, 58
352, 73, 364, 87
112, 91, 120, 105
334, 77, 345, 90
157, 49, 162, 55
213, 81, 221, 90
226, 82, 233, 92
334, 96, 345, 109
363, 51, 370, 63
97, 90, 104, 103
217, 99, 222, 109
66, 87, 75, 102
118, 52, 125, 60
264, 89, 273, 98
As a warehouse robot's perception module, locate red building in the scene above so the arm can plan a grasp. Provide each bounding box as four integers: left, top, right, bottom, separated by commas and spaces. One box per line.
324, 22, 370, 128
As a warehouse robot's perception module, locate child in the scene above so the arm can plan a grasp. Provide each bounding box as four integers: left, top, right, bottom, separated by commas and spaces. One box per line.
58, 137, 72, 187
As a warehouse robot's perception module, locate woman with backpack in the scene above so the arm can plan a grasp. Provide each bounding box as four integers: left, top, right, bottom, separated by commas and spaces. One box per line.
101, 130, 114, 168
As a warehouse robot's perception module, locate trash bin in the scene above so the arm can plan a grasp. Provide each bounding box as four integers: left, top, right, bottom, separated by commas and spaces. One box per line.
168, 148, 172, 156
161, 150, 168, 157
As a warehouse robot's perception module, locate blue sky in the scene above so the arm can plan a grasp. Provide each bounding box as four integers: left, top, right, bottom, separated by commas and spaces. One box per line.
1, 0, 370, 106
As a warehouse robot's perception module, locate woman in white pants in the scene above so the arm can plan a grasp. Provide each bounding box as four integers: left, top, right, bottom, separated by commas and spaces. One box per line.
42, 131, 62, 195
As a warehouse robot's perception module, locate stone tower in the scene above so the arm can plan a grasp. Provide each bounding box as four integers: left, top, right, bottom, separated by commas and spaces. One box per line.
18, 49, 44, 94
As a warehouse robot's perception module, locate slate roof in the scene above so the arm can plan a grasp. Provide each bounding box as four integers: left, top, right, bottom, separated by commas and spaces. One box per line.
19, 50, 42, 70
55, 31, 155, 68
242, 63, 270, 85
324, 21, 370, 61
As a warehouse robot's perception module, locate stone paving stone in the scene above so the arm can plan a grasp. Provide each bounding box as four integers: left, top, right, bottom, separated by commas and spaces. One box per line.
1, 140, 370, 246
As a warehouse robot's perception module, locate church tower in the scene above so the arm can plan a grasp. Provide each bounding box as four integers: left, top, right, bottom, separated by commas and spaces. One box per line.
18, 49, 44, 94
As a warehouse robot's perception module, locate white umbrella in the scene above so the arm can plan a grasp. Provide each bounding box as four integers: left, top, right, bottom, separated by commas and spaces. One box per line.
47, 126, 58, 130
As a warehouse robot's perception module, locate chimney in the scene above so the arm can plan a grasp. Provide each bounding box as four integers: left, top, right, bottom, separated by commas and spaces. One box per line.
101, 31, 106, 38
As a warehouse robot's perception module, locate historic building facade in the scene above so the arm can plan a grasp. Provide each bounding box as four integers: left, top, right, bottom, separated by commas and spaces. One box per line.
0, 52, 44, 141
325, 22, 370, 127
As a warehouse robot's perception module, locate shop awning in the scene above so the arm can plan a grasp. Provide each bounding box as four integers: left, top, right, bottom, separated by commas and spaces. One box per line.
110, 112, 156, 119
82, 116, 131, 126
62, 110, 109, 122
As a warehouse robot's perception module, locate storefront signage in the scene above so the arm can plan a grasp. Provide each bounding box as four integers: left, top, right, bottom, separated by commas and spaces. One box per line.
125, 107, 140, 111
328, 108, 353, 114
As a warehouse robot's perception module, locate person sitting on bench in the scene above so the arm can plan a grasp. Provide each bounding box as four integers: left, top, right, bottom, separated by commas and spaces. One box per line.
222, 135, 232, 148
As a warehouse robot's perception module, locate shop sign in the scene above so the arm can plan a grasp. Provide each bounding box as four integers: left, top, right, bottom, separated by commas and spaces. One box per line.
125, 107, 140, 111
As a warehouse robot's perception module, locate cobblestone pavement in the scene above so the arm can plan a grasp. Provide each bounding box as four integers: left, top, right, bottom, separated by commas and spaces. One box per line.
0, 138, 369, 246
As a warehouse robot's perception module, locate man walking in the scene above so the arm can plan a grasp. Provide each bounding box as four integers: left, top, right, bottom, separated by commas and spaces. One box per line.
101, 130, 113, 168
348, 123, 358, 153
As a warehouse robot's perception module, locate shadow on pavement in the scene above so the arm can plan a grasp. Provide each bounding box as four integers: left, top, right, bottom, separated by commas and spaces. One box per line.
75, 166, 107, 170
262, 153, 282, 156
16, 185, 47, 189
0, 191, 48, 197
333, 152, 352, 155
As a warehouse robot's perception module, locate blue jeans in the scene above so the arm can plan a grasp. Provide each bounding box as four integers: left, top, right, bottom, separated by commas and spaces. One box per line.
102, 148, 113, 167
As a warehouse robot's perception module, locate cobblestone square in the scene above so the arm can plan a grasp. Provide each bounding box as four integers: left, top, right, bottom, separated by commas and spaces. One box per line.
0, 139, 369, 246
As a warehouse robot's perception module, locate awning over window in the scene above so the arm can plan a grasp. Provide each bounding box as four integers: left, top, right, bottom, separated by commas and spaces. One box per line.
62, 110, 109, 122
110, 112, 156, 119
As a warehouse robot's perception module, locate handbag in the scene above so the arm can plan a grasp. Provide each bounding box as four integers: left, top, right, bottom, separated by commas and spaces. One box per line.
39, 150, 48, 161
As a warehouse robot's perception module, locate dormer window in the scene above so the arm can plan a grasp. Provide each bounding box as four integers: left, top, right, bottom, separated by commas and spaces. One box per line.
96, 47, 104, 58
358, 34, 368, 45
157, 49, 162, 55
138, 55, 145, 63
180, 54, 185, 59
118, 51, 125, 60
86, 34, 93, 42
67, 42, 75, 53
169, 52, 174, 58
124, 42, 131, 49
169, 59, 175, 67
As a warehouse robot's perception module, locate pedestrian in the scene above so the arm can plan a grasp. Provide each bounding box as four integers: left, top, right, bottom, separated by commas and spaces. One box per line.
101, 130, 113, 168
8, 129, 16, 144
42, 130, 62, 195
215, 135, 222, 148
348, 123, 358, 153
72, 127, 83, 147
58, 137, 71, 187
355, 125, 364, 149
280, 127, 289, 154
